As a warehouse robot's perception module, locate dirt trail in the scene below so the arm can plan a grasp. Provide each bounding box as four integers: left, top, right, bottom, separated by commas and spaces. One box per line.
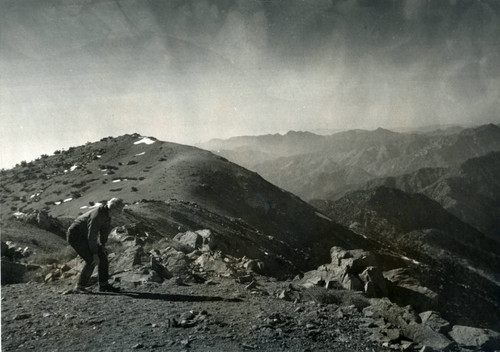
2, 278, 388, 352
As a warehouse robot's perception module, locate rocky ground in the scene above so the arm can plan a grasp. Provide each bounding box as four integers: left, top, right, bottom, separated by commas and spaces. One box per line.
2, 277, 389, 352
3, 217, 500, 352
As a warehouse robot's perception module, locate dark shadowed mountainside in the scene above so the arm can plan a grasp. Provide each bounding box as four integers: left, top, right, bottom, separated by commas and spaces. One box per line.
338, 151, 500, 240
311, 186, 500, 329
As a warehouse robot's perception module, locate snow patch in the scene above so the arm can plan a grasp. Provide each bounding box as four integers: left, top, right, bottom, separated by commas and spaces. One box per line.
134, 137, 155, 145
401, 255, 421, 265
112, 179, 121, 183
80, 205, 89, 209
13, 211, 25, 218
54, 201, 62, 205
63, 198, 73, 203
90, 202, 103, 208
70, 165, 78, 172
135, 152, 146, 156
315, 212, 332, 222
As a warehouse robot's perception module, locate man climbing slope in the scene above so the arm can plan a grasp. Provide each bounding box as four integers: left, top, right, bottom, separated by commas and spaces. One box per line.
67, 197, 124, 292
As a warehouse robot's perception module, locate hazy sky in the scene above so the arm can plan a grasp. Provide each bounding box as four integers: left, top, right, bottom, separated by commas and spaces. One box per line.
1, 0, 499, 168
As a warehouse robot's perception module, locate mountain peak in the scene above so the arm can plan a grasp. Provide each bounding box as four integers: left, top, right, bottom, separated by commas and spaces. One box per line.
373, 127, 398, 135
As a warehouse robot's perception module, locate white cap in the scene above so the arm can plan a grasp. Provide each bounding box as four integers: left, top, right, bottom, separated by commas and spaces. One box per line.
107, 198, 124, 211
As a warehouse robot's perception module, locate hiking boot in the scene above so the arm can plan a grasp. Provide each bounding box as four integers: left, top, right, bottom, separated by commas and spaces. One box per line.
73, 285, 90, 294
99, 283, 120, 293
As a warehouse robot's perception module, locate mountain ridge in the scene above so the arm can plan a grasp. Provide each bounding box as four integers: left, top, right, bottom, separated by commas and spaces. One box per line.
199, 124, 500, 201
0, 133, 369, 276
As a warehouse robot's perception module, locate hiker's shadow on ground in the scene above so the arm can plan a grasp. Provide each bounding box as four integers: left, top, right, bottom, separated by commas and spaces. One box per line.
94, 290, 243, 303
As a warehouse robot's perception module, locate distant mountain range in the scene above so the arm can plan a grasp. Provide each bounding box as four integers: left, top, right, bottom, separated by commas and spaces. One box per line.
200, 124, 500, 201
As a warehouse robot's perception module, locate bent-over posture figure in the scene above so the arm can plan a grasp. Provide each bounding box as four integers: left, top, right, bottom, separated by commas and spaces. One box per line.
67, 198, 124, 292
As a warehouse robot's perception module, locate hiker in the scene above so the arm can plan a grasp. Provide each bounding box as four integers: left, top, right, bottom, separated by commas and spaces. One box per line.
67, 198, 124, 292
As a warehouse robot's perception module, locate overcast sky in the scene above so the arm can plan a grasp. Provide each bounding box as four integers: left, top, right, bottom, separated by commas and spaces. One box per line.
1, 0, 499, 168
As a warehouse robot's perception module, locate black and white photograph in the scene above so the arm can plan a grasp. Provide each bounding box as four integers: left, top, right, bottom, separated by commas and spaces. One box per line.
1, 0, 500, 351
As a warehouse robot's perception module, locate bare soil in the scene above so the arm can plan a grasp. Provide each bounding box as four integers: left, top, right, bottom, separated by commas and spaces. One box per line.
2, 278, 389, 352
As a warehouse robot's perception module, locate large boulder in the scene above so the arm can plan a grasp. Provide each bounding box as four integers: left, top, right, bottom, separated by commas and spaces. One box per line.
383, 268, 438, 312
299, 263, 361, 290
404, 323, 454, 351
330, 247, 377, 274
194, 253, 233, 276
419, 311, 451, 334
173, 231, 204, 253
150, 247, 189, 277
299, 247, 387, 296
449, 325, 500, 350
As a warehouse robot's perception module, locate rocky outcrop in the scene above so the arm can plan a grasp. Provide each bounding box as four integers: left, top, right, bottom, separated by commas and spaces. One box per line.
364, 299, 455, 351
300, 247, 401, 300
11, 210, 66, 238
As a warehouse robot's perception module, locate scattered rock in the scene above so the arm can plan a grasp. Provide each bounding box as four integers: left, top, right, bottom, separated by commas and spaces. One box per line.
237, 275, 254, 284
14, 313, 31, 320
243, 258, 264, 274
241, 342, 258, 349
365, 298, 454, 350
60, 264, 71, 273
172, 310, 209, 328
245, 281, 257, 290
277, 288, 301, 302
401, 340, 416, 351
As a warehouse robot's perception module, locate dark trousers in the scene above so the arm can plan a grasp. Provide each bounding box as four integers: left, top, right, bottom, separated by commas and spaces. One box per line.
67, 230, 109, 286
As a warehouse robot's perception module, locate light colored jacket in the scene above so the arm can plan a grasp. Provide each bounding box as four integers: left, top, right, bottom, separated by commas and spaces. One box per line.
67, 205, 112, 255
